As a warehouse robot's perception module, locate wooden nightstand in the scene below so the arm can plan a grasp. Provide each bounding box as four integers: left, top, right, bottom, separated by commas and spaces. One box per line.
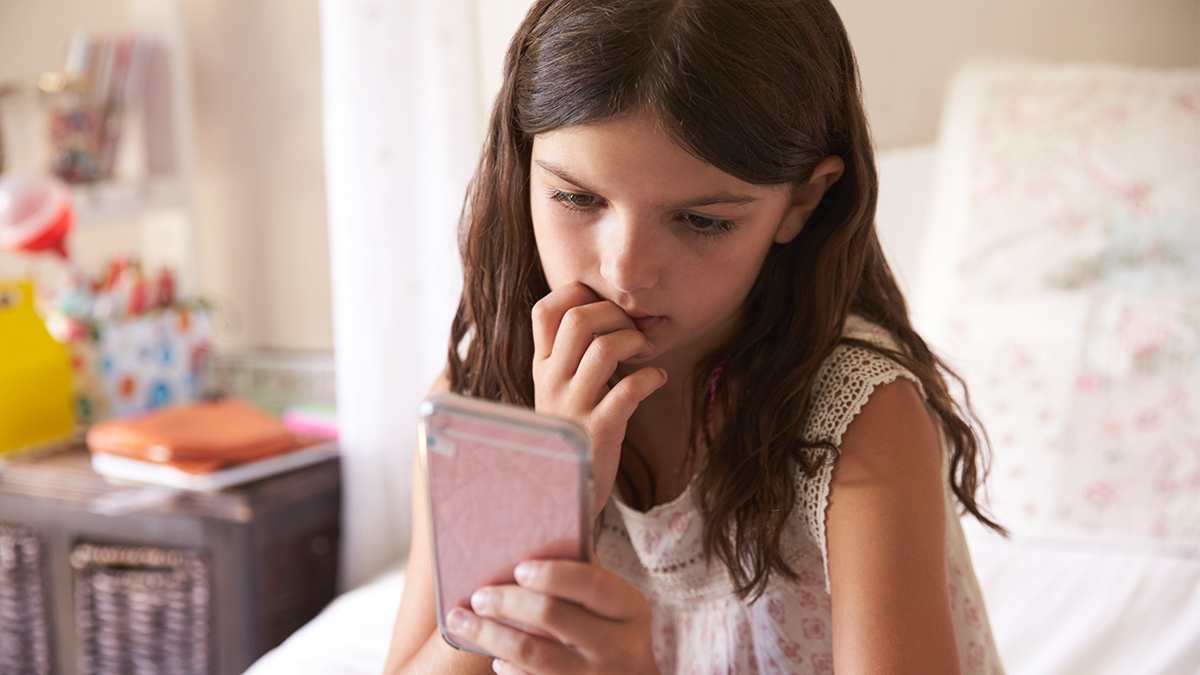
0, 444, 341, 675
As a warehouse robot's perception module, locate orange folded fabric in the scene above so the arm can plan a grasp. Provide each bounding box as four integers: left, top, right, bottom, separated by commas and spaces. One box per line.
86, 398, 305, 473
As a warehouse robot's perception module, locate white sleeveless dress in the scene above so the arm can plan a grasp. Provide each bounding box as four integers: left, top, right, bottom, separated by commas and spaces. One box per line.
595, 316, 1005, 675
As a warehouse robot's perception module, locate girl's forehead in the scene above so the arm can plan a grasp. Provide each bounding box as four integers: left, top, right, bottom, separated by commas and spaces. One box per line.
531, 115, 788, 200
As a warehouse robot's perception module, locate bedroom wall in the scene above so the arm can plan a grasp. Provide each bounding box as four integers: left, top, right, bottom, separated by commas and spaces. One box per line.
180, 0, 332, 352
0, 0, 332, 353
2, 0, 1198, 354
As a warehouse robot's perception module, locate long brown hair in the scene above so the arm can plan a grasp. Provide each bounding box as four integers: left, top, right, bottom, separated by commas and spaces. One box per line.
449, 0, 1003, 599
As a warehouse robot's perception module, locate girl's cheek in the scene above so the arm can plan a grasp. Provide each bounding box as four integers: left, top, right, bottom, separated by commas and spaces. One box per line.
534, 233, 592, 290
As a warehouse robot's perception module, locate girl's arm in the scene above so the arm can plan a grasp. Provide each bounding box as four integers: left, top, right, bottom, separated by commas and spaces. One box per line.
825, 379, 962, 675
382, 372, 494, 675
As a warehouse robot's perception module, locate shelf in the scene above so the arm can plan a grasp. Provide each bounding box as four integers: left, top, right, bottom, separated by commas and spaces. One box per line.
71, 178, 189, 225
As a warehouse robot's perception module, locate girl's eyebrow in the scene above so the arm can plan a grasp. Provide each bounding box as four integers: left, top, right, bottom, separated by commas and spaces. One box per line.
535, 160, 601, 194
533, 159, 761, 209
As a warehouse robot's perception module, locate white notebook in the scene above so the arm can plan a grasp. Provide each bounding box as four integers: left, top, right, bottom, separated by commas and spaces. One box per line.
91, 441, 339, 492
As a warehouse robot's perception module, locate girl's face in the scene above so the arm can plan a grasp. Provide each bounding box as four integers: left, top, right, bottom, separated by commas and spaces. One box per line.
530, 113, 810, 373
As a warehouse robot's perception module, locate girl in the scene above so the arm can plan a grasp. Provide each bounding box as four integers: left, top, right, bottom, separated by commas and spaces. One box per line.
386, 0, 1005, 673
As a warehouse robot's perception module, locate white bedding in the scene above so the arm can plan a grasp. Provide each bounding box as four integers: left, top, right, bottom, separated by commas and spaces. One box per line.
965, 522, 1200, 675
244, 564, 407, 675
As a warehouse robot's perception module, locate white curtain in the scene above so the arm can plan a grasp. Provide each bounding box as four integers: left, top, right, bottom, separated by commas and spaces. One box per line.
319, 0, 480, 590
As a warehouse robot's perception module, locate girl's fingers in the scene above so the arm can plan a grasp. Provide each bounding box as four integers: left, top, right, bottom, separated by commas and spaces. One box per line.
513, 560, 649, 622
531, 283, 601, 362
570, 329, 654, 399
597, 366, 669, 427
446, 608, 582, 674
543, 303, 641, 379
470, 584, 603, 649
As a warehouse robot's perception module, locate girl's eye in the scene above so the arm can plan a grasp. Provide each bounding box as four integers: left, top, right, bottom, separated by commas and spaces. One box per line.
680, 213, 737, 238
549, 188, 736, 239
550, 190, 601, 210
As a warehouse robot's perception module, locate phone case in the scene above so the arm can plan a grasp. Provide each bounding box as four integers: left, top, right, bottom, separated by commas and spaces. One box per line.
419, 393, 593, 656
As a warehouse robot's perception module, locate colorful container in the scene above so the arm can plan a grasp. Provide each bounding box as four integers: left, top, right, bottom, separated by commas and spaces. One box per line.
0, 280, 73, 454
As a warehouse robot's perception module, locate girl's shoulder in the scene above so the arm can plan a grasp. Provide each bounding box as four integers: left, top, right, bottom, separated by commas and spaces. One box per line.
804, 315, 928, 449
794, 315, 935, 594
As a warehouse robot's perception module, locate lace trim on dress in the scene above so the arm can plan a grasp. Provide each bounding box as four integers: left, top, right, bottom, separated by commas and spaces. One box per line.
796, 318, 927, 593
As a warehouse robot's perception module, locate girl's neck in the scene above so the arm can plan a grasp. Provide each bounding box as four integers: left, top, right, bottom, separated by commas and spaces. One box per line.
613, 324, 734, 509
618, 361, 706, 509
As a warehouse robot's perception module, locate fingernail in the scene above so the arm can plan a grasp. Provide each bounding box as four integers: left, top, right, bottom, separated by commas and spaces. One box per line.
470, 588, 493, 613
514, 562, 536, 585
492, 659, 503, 674
446, 608, 475, 634
657, 368, 668, 380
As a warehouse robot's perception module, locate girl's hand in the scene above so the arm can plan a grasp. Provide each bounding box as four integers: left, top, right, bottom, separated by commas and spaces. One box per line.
531, 282, 668, 513
446, 560, 660, 675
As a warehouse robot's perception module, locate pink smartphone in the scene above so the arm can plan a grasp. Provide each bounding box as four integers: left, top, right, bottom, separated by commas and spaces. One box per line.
418, 393, 593, 656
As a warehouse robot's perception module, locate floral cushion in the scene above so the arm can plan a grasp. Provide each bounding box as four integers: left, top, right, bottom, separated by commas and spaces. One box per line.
913, 62, 1200, 548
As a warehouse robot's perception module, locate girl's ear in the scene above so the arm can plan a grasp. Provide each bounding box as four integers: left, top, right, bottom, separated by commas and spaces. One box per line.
773, 155, 846, 244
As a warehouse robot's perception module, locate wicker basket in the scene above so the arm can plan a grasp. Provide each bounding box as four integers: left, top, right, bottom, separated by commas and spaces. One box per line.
0, 524, 52, 675
71, 543, 210, 675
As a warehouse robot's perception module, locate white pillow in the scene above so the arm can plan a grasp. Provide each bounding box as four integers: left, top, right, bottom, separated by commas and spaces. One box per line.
912, 61, 1200, 549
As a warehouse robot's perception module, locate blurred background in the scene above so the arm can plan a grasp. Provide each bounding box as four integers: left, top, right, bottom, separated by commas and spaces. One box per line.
0, 2, 1197, 674
1, 0, 1194, 353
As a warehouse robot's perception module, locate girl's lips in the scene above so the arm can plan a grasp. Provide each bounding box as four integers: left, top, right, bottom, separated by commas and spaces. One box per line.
631, 315, 664, 333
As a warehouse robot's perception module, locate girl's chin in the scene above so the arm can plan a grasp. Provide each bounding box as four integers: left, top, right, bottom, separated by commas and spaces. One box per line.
631, 315, 665, 333
616, 352, 660, 373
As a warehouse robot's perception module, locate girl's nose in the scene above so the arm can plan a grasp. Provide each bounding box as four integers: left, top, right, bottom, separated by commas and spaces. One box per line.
599, 216, 660, 294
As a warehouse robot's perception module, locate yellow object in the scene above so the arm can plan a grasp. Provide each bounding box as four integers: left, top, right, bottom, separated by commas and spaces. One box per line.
0, 280, 73, 454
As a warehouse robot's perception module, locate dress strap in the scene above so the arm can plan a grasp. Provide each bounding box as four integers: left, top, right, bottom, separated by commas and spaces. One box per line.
795, 317, 927, 593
